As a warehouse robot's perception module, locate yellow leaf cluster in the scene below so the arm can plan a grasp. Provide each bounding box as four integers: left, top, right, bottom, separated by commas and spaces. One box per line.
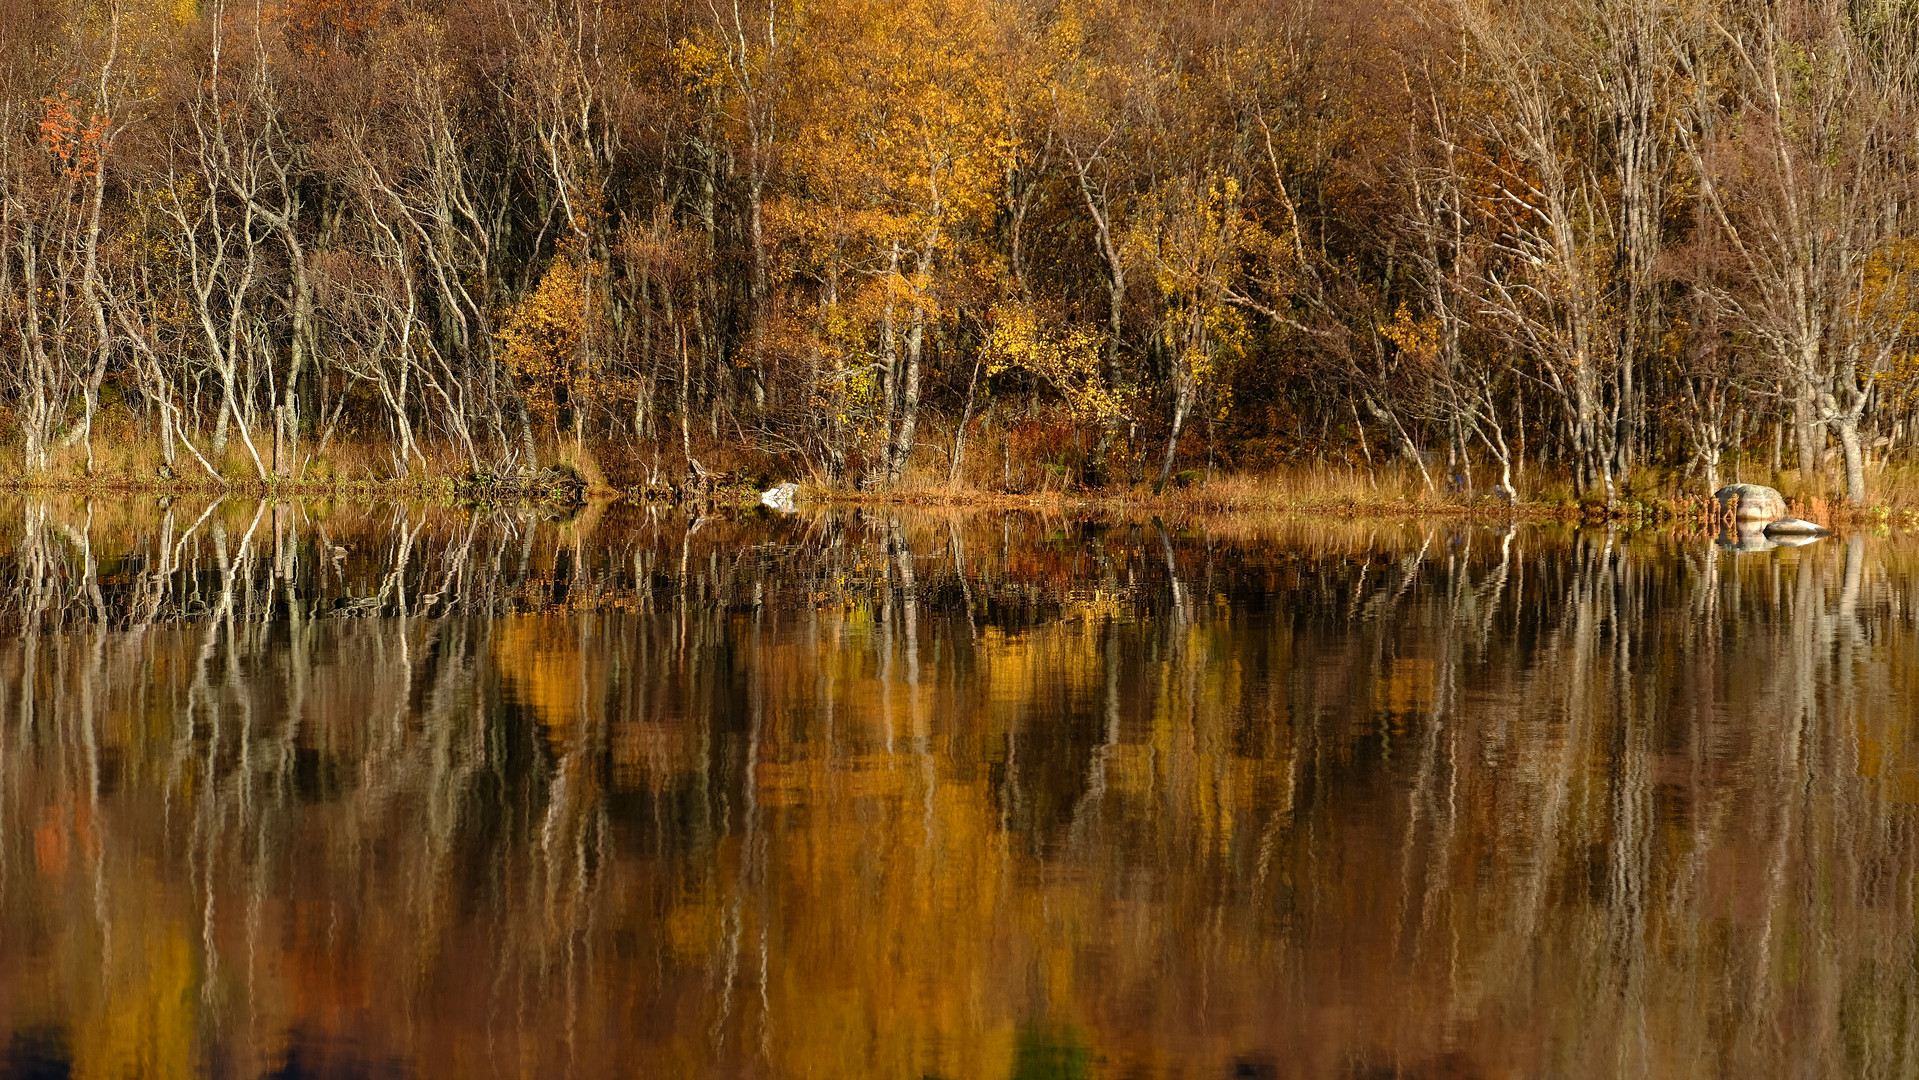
1128, 176, 1254, 384
983, 303, 1124, 423
670, 36, 726, 96
497, 252, 597, 428
1381, 303, 1442, 372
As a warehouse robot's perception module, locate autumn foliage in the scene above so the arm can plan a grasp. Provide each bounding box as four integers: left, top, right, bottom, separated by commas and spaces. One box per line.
2, 0, 1919, 503
36, 89, 107, 179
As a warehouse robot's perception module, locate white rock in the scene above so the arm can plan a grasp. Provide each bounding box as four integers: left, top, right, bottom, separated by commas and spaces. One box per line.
760, 482, 800, 512
1763, 517, 1831, 536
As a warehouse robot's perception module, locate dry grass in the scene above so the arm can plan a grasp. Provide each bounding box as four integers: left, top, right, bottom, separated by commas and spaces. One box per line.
6, 419, 492, 501
859, 452, 1500, 508
0, 417, 781, 505
1125, 463, 1448, 513
22, 410, 1919, 526
846, 453, 1919, 526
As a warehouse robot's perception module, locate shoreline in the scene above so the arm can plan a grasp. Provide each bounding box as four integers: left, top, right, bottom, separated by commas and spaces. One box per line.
0, 472, 1869, 528
814, 487, 1567, 521
0, 468, 601, 505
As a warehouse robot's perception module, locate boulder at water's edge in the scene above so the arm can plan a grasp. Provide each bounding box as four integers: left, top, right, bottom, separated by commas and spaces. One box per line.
1713, 483, 1788, 522
1764, 517, 1831, 537
760, 482, 800, 512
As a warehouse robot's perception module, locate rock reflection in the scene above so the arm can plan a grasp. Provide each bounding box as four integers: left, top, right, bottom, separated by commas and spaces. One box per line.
0, 501, 1914, 1078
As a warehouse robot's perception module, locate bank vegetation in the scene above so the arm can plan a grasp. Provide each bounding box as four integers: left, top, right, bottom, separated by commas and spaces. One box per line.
6, 0, 1919, 508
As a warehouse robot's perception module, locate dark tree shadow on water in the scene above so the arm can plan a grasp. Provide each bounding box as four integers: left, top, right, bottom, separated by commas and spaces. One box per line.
3, 1028, 70, 1080
260, 1033, 408, 1080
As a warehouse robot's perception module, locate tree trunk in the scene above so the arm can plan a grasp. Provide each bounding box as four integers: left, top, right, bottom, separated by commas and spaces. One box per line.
1794, 379, 1821, 489
1153, 376, 1194, 495
948, 356, 983, 488
678, 323, 693, 474
1833, 414, 1868, 507
875, 241, 904, 485
887, 297, 925, 486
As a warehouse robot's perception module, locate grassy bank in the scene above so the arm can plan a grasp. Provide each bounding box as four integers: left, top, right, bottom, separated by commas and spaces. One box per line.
819, 463, 1903, 529
8, 421, 1917, 527
0, 425, 618, 504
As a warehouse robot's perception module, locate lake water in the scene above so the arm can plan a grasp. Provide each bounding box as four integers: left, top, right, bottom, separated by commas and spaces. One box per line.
0, 498, 1915, 1078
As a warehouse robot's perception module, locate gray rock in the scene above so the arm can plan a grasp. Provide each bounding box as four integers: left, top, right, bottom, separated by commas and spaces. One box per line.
760, 482, 800, 513
1713, 483, 1789, 522
1763, 517, 1831, 537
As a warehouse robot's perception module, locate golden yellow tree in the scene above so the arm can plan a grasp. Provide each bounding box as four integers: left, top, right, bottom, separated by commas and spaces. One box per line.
1127, 175, 1253, 492
497, 248, 597, 440
781, 0, 1005, 485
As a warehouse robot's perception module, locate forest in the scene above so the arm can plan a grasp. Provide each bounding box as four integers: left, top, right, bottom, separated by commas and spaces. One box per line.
4, 0, 1919, 506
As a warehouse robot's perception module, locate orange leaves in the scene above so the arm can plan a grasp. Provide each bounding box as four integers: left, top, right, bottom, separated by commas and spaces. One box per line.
32, 809, 67, 877
37, 90, 108, 181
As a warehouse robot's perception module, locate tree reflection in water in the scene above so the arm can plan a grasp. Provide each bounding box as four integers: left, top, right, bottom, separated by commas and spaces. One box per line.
0, 498, 1913, 1078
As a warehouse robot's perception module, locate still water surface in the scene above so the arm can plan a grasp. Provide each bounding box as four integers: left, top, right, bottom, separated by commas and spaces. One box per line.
0, 499, 1914, 1078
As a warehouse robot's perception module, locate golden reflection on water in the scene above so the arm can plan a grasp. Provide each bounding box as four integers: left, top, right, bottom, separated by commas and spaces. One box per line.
1, 498, 1918, 1077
